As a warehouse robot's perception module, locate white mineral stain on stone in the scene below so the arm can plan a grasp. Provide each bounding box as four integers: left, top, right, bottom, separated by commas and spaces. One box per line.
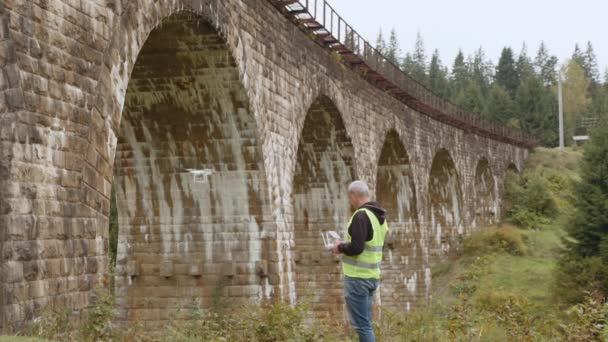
405, 273, 417, 293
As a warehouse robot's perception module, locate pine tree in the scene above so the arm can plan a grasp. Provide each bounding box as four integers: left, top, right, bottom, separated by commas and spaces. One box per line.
375, 29, 386, 54
428, 50, 450, 98
449, 50, 469, 104
385, 28, 401, 65
454, 81, 485, 114
495, 47, 519, 98
516, 43, 535, 82
557, 116, 608, 303
470, 47, 493, 97
402, 52, 415, 75
566, 116, 608, 260
572, 43, 586, 70
410, 31, 428, 85
515, 74, 559, 146
583, 41, 600, 83
485, 83, 516, 123
534, 42, 559, 86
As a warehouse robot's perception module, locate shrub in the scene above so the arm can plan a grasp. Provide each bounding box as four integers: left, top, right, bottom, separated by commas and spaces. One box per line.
557, 292, 608, 342
554, 253, 608, 305
505, 169, 558, 229
464, 225, 528, 256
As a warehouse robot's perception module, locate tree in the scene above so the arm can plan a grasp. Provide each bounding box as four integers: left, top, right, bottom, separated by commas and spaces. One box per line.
516, 43, 535, 82
410, 31, 428, 85
562, 59, 592, 140
515, 74, 558, 146
557, 117, 608, 301
375, 29, 386, 54
454, 81, 485, 114
572, 44, 586, 71
402, 52, 415, 75
485, 83, 516, 123
385, 28, 401, 65
583, 41, 600, 84
469, 47, 493, 98
495, 47, 519, 97
428, 50, 450, 98
534, 42, 559, 86
451, 50, 468, 94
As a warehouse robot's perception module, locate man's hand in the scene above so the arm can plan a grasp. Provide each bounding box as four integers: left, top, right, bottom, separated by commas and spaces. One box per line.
330, 240, 342, 255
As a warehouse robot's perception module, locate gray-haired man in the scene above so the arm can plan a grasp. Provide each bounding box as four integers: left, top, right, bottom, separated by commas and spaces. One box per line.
331, 180, 388, 342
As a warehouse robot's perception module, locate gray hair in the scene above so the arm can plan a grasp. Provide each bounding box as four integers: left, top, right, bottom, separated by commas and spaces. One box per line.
348, 180, 370, 197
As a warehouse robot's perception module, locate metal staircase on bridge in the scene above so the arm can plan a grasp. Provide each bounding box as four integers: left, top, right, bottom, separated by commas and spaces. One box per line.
268, 0, 536, 148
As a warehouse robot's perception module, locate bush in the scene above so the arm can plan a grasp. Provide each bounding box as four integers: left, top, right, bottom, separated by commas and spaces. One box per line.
23, 288, 117, 342
161, 301, 348, 342
554, 253, 608, 305
464, 225, 528, 256
505, 169, 558, 229
558, 292, 608, 342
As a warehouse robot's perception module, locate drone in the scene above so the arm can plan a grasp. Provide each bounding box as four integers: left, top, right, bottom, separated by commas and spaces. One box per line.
185, 169, 214, 183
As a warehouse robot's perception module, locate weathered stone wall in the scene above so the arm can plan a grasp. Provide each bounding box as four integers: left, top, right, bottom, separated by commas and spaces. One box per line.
0, 0, 528, 331
112, 14, 273, 325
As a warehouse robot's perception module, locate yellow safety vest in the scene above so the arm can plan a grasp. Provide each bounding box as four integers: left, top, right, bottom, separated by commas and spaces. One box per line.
342, 208, 388, 279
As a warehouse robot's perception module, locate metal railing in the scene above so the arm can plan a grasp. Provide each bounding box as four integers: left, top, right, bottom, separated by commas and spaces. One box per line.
271, 0, 536, 148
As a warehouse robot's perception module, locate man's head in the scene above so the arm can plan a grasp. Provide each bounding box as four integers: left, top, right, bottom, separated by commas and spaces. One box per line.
348, 180, 371, 210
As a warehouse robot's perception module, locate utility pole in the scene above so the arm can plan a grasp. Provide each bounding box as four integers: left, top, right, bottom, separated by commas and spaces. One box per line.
558, 73, 565, 151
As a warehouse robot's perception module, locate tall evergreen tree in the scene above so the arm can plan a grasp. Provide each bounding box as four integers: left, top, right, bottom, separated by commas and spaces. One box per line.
515, 74, 559, 146
428, 50, 450, 98
402, 52, 415, 75
454, 81, 485, 114
485, 83, 516, 123
557, 116, 608, 303
470, 47, 493, 97
385, 28, 401, 65
451, 50, 468, 90
583, 41, 600, 83
375, 29, 386, 54
495, 47, 519, 97
572, 43, 586, 71
516, 43, 535, 82
566, 116, 608, 260
534, 42, 559, 86
410, 31, 428, 85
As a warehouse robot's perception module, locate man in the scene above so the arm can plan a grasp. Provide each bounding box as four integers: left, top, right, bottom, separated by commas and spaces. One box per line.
331, 180, 388, 342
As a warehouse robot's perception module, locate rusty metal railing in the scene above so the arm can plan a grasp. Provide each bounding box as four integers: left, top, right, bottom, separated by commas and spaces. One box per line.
270, 0, 536, 148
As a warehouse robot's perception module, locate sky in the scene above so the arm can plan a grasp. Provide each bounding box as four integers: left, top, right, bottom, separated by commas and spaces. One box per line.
324, 0, 607, 76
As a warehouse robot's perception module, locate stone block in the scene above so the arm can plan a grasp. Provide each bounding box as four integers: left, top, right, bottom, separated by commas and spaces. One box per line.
160, 261, 173, 278
221, 262, 236, 277
189, 263, 203, 276
126, 260, 139, 276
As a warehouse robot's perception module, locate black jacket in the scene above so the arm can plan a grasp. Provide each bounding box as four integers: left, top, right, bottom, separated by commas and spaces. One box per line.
338, 202, 386, 256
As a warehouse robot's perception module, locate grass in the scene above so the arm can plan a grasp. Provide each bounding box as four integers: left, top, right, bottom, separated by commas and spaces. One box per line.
424, 147, 588, 340
0, 338, 51, 342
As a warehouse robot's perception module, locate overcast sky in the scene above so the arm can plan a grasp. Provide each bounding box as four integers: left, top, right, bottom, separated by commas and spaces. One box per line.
325, 0, 607, 76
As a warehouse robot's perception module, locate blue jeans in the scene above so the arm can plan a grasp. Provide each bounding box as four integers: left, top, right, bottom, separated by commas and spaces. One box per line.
344, 276, 379, 342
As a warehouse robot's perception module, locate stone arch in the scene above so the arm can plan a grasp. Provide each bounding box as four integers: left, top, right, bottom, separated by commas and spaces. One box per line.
111, 12, 272, 325
507, 162, 520, 174
376, 130, 425, 312
474, 158, 497, 227
428, 149, 463, 261
292, 95, 356, 318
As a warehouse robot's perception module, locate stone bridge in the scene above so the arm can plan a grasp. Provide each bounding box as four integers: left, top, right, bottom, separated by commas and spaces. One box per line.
0, 0, 529, 331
